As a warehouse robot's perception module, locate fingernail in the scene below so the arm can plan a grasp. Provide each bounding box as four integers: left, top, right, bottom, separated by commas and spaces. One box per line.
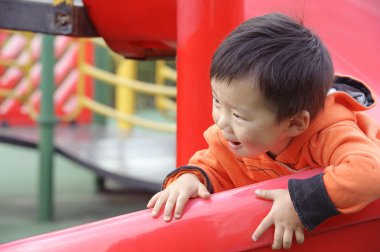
175, 214, 181, 219
255, 190, 262, 195
252, 235, 258, 241
151, 210, 157, 216
164, 216, 170, 221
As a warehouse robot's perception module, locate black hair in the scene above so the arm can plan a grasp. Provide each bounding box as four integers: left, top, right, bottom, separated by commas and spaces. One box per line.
210, 13, 334, 122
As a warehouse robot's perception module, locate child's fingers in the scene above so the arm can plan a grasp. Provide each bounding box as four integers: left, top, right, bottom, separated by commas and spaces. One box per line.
147, 192, 161, 208
282, 229, 293, 249
151, 192, 169, 217
252, 214, 273, 241
174, 192, 191, 219
295, 227, 304, 244
272, 226, 284, 250
255, 189, 276, 200
163, 192, 179, 221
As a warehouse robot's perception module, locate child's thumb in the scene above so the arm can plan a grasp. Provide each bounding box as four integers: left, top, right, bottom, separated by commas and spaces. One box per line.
198, 185, 211, 199
255, 189, 275, 200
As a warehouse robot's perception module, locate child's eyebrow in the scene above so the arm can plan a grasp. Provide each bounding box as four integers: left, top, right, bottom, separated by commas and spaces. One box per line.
233, 106, 250, 114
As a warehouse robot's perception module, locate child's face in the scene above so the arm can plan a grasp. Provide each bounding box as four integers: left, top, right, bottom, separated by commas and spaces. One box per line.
211, 78, 293, 158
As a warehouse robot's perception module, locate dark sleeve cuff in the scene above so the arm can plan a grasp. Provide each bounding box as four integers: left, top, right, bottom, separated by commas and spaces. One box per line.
288, 174, 340, 231
162, 165, 214, 193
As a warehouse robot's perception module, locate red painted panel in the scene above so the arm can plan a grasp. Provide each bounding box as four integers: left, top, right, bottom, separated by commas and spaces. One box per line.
176, 0, 245, 165
82, 0, 177, 59
1, 169, 379, 251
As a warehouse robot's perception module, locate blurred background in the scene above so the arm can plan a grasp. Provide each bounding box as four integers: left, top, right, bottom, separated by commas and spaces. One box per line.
0, 31, 177, 243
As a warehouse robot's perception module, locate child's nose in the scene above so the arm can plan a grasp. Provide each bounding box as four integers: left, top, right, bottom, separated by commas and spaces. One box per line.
216, 112, 230, 131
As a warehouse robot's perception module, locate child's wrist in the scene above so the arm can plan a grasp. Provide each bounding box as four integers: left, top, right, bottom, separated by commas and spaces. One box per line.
178, 173, 202, 182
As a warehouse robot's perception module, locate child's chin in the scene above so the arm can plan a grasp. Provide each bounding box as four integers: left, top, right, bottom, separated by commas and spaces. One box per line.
239, 150, 262, 159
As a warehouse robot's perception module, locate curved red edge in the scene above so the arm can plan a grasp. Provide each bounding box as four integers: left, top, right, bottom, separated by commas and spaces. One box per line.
1, 169, 380, 251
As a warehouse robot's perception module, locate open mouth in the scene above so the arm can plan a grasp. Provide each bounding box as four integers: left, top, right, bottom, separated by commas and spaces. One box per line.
228, 140, 242, 149
230, 141, 241, 146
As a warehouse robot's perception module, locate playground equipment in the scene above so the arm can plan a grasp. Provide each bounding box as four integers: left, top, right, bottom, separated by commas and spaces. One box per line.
81, 0, 380, 165
0, 32, 177, 219
0, 31, 92, 125
1, 169, 380, 251
0, 0, 97, 37
1, 0, 380, 251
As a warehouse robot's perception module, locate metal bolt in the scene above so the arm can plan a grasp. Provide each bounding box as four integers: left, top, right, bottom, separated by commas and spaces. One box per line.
57, 13, 70, 26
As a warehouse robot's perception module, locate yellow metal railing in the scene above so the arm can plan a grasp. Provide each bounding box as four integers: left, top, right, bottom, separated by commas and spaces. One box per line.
77, 39, 177, 133
53, 0, 73, 5
0, 32, 33, 99
0, 31, 38, 117
155, 60, 177, 114
0, 31, 84, 122
82, 63, 176, 96
116, 60, 137, 130
0, 32, 177, 133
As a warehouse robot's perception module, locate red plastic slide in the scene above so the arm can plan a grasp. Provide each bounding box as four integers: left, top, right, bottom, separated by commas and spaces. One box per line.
1, 169, 379, 251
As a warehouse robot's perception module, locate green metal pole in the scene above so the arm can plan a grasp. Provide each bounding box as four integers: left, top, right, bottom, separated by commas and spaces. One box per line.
38, 35, 56, 221
93, 45, 113, 124
93, 45, 113, 191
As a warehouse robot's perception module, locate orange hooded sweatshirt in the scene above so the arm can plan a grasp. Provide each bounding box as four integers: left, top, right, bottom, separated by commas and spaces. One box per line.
163, 75, 380, 231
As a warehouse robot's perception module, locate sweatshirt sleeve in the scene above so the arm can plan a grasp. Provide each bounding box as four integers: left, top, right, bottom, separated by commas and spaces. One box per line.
289, 120, 380, 230
162, 125, 239, 193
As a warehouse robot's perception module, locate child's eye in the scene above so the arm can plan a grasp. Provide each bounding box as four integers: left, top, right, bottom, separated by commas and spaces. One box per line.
213, 97, 220, 104
233, 113, 244, 120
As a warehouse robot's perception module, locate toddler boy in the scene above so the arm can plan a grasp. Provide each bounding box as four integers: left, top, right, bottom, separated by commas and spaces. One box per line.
147, 13, 380, 250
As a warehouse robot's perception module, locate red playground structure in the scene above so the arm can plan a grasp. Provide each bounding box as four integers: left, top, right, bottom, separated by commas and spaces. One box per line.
0, 0, 380, 251
0, 32, 93, 126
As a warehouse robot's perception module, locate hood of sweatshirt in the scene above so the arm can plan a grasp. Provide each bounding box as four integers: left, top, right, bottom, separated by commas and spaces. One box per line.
275, 74, 376, 164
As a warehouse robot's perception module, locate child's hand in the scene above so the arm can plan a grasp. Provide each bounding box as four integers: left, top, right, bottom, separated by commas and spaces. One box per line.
252, 189, 304, 250
147, 173, 211, 221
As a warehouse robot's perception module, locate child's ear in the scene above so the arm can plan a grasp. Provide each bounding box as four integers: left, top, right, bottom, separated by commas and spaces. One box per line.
286, 110, 310, 137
